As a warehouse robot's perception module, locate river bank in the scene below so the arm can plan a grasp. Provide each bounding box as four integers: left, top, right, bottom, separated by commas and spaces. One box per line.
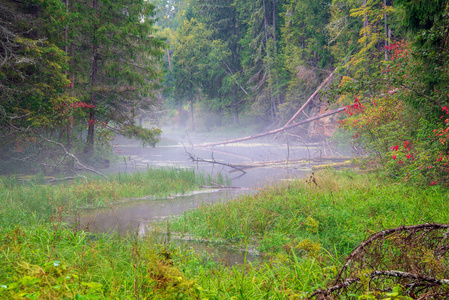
1, 169, 447, 298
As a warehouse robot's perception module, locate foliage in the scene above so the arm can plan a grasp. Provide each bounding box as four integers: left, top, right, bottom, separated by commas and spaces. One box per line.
0, 0, 165, 174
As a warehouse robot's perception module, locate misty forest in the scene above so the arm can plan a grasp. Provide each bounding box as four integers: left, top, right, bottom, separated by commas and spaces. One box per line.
1, 0, 449, 298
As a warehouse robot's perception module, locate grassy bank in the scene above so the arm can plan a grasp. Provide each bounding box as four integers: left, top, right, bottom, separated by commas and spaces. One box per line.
0, 168, 223, 228
1, 169, 448, 298
168, 170, 449, 255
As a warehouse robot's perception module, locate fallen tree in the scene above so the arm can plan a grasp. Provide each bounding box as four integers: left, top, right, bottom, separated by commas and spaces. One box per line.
273, 68, 336, 140
198, 107, 345, 147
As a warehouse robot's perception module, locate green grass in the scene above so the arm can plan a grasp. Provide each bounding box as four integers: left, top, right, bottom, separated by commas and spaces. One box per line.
0, 168, 224, 228
1, 169, 448, 298
167, 169, 449, 256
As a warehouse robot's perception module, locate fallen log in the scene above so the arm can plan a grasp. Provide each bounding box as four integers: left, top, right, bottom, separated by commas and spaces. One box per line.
186, 151, 246, 173
197, 107, 345, 147
273, 68, 336, 140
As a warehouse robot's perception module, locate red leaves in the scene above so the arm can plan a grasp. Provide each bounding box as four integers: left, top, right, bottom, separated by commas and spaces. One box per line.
391, 141, 412, 163
344, 98, 365, 116
443, 106, 448, 114
404, 141, 410, 149
71, 102, 95, 109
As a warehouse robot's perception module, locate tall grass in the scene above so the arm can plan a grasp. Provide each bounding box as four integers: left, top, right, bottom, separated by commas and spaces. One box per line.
0, 168, 224, 228
167, 169, 449, 255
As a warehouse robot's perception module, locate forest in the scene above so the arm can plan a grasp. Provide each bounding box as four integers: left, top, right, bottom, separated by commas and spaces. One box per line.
1, 0, 449, 185
1, 0, 449, 298
151, 0, 449, 186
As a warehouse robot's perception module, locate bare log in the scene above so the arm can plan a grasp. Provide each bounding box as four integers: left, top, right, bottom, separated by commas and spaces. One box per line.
186, 151, 246, 173
273, 68, 336, 139
197, 107, 345, 147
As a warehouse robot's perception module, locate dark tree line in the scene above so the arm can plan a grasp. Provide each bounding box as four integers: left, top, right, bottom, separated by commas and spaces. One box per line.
0, 0, 164, 174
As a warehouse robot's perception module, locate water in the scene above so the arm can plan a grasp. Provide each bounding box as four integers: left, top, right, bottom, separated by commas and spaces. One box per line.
79, 130, 325, 264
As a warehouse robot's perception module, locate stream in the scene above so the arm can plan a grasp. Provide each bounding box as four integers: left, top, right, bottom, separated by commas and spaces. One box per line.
79, 130, 325, 265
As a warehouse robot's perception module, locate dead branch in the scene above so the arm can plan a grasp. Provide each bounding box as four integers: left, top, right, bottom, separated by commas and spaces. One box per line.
309, 278, 360, 299
200, 182, 241, 189
370, 270, 449, 286
197, 107, 345, 147
309, 271, 449, 299
311, 223, 449, 299
186, 151, 246, 174
334, 223, 449, 283
40, 135, 106, 178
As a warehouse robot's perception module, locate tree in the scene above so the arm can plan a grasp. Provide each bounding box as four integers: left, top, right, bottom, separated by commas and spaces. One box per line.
171, 18, 228, 130
189, 0, 246, 125
0, 0, 165, 174
236, 0, 285, 123
71, 0, 165, 155
280, 0, 333, 120
0, 0, 72, 172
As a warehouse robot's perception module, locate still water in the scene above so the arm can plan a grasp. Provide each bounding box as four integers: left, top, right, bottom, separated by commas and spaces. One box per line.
79, 131, 319, 264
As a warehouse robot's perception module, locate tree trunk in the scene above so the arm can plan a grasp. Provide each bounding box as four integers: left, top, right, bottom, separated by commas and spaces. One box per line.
66, 0, 73, 152
233, 84, 239, 125
190, 100, 195, 131
273, 69, 336, 139
86, 0, 98, 155
384, 0, 388, 61
198, 107, 345, 147
263, 0, 276, 120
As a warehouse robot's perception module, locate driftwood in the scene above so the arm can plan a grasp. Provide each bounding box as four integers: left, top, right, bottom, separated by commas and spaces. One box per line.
226, 157, 350, 172
197, 107, 345, 147
273, 68, 336, 139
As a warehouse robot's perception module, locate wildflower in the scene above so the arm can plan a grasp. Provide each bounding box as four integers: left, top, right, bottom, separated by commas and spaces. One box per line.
406, 154, 412, 159
392, 155, 397, 160
391, 145, 399, 151
398, 160, 404, 164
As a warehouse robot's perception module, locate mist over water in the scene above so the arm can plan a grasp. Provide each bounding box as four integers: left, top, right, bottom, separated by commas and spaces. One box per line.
79, 129, 341, 264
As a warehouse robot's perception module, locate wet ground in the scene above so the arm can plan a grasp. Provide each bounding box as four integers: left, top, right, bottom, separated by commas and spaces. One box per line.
79, 130, 324, 264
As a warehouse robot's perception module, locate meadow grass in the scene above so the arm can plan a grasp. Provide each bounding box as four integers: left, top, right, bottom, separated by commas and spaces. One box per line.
0, 168, 223, 228
1, 169, 448, 298
168, 169, 449, 256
